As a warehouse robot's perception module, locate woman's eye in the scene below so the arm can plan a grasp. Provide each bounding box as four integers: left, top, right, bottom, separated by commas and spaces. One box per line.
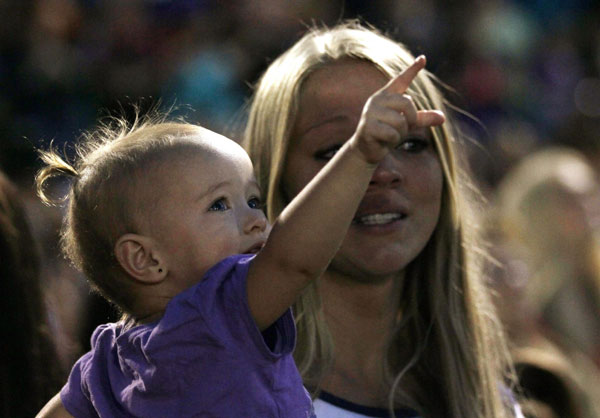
314, 144, 342, 161
248, 197, 263, 210
397, 137, 429, 153
209, 198, 229, 212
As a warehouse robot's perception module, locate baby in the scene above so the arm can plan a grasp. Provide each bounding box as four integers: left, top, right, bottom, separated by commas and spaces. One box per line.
36, 57, 444, 417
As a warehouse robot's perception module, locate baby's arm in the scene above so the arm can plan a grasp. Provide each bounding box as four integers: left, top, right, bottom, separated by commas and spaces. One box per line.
247, 56, 445, 330
36, 393, 75, 418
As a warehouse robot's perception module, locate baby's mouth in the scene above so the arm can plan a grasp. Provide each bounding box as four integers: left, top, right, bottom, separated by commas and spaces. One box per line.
244, 242, 265, 254
352, 212, 406, 226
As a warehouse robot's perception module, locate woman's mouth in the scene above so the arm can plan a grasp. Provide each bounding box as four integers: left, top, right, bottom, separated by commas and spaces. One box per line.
352, 212, 406, 225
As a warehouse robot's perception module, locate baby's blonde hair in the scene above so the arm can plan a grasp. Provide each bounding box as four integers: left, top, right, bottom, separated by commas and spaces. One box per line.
36, 114, 207, 314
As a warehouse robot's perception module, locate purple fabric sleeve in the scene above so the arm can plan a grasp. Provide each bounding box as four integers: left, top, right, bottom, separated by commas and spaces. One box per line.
60, 351, 99, 417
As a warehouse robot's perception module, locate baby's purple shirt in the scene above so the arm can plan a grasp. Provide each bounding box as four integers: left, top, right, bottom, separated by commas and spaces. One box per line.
60, 254, 315, 417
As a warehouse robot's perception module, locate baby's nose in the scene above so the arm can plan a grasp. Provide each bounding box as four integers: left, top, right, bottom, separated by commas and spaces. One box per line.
244, 209, 268, 234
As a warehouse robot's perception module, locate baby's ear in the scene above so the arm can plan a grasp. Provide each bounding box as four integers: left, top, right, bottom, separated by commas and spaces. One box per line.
114, 234, 167, 284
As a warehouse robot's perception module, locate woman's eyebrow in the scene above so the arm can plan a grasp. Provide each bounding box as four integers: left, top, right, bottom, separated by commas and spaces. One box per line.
299, 114, 349, 139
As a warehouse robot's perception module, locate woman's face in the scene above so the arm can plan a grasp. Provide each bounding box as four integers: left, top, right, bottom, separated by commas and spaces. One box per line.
282, 60, 444, 282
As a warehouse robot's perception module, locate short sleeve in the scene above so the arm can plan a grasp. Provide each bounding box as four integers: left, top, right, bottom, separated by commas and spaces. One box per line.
60, 352, 99, 418
200, 254, 296, 359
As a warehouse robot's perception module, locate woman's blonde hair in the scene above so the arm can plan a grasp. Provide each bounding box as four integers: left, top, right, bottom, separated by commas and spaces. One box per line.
36, 114, 206, 315
244, 21, 516, 417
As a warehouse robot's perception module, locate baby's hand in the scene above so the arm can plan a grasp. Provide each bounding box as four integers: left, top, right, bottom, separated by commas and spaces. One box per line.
350, 56, 445, 165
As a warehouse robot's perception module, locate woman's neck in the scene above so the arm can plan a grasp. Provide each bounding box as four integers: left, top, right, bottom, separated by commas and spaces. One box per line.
317, 270, 402, 406
320, 269, 401, 324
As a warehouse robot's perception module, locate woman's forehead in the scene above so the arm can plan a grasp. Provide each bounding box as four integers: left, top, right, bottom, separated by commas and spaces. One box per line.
293, 61, 388, 139
301, 59, 387, 93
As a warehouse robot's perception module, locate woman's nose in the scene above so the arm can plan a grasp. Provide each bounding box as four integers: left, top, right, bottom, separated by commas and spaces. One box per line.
369, 154, 403, 187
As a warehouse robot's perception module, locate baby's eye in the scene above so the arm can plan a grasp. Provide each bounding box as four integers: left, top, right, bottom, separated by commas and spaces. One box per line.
209, 198, 229, 212
248, 196, 263, 210
396, 137, 429, 153
314, 144, 342, 161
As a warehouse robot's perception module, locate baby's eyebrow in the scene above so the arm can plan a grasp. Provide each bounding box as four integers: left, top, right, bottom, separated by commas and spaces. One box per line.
249, 180, 262, 193
196, 180, 231, 202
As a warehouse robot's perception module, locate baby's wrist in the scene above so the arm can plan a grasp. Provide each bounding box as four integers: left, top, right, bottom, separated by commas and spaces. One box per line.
347, 136, 383, 167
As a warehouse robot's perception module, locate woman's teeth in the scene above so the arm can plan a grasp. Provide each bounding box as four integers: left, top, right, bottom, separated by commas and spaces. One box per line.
353, 213, 404, 225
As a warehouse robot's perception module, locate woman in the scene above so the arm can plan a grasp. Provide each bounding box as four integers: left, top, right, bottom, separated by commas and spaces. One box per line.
244, 21, 519, 417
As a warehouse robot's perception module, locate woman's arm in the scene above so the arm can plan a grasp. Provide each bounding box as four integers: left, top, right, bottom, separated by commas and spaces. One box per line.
247, 56, 445, 330
36, 393, 74, 418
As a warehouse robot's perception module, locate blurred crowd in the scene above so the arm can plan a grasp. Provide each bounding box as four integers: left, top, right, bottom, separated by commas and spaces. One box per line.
1, 0, 600, 417
2, 0, 599, 185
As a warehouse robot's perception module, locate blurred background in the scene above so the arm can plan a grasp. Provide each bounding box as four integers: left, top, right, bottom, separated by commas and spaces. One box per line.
1, 0, 600, 416
3, 0, 599, 186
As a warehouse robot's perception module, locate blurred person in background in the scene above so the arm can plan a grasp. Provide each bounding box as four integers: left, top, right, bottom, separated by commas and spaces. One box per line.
491, 146, 600, 417
0, 169, 62, 417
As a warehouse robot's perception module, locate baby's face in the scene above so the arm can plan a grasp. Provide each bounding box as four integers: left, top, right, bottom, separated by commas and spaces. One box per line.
150, 136, 269, 291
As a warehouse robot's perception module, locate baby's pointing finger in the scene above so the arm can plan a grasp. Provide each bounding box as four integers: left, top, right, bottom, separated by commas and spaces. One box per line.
416, 110, 446, 127
381, 55, 426, 95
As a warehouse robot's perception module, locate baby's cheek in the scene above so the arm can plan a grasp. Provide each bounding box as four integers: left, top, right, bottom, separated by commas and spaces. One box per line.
218, 237, 243, 257
201, 232, 240, 260
264, 222, 273, 236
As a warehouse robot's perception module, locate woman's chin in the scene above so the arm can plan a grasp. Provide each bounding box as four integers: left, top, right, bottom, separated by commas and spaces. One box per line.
328, 253, 409, 283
